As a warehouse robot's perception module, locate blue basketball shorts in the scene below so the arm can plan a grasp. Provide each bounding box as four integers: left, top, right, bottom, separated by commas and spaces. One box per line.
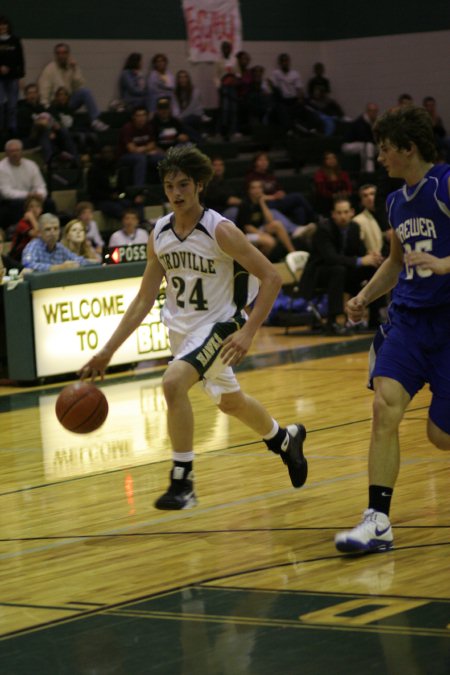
369, 304, 450, 434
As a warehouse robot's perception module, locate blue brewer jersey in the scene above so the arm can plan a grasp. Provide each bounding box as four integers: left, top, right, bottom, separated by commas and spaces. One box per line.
153, 208, 260, 334
387, 163, 450, 308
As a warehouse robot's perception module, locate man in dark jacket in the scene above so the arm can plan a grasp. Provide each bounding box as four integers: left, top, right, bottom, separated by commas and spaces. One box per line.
298, 197, 383, 334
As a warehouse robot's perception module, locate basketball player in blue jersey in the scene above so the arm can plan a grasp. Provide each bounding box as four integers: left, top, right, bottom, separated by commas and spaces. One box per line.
335, 106, 450, 553
80, 145, 307, 509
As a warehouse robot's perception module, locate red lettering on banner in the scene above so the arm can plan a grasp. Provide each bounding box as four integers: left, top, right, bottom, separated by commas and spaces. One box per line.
184, 5, 236, 56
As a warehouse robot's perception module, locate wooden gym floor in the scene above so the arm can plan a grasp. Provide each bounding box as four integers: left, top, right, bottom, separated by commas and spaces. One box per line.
0, 327, 449, 674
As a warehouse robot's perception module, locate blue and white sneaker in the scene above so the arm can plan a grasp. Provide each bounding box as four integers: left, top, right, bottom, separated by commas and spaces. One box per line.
335, 509, 393, 554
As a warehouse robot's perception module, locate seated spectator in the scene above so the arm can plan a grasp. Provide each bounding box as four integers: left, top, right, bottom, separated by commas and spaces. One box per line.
0, 225, 23, 272
61, 219, 101, 262
203, 156, 242, 219
9, 194, 43, 263
353, 184, 391, 258
307, 84, 344, 136
150, 97, 190, 151
247, 65, 273, 125
298, 197, 383, 334
118, 105, 164, 186
119, 52, 147, 110
246, 151, 317, 243
307, 62, 331, 98
38, 43, 108, 131
108, 208, 149, 248
235, 50, 254, 134
313, 151, 352, 216
341, 102, 379, 172
87, 145, 142, 220
22, 212, 96, 272
398, 93, 414, 108
74, 201, 104, 255
236, 180, 295, 261
0, 138, 52, 228
172, 70, 205, 144
47, 85, 97, 155
270, 53, 303, 130
422, 96, 450, 162
17, 83, 78, 162
147, 53, 175, 112
0, 15, 24, 134
214, 40, 239, 140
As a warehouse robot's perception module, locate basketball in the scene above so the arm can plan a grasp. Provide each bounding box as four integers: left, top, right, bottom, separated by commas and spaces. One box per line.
55, 381, 108, 434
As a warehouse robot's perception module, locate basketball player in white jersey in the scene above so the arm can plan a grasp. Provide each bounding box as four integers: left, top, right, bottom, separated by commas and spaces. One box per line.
80, 145, 307, 509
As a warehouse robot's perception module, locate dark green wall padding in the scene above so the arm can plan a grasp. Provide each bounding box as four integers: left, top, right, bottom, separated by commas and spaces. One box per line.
9, 1, 450, 41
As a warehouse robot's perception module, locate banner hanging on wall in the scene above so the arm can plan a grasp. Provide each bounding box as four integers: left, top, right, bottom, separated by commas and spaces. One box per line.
182, 0, 242, 62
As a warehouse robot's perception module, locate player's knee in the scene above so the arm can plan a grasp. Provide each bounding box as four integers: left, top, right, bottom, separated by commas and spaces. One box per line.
218, 393, 244, 416
372, 389, 402, 428
162, 371, 183, 404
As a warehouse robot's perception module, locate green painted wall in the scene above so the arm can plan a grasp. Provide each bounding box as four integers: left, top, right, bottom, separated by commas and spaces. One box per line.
8, 1, 450, 40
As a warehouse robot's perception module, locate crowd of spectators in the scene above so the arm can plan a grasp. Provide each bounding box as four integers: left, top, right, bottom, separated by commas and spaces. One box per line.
0, 21, 448, 335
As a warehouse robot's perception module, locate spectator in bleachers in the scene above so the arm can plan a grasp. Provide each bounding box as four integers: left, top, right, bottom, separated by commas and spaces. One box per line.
87, 145, 141, 220
246, 151, 317, 243
118, 105, 164, 186
307, 84, 344, 136
22, 212, 96, 272
147, 53, 175, 113
0, 16, 24, 134
341, 102, 379, 172
119, 52, 147, 111
0, 139, 52, 228
108, 208, 149, 248
270, 53, 303, 129
307, 62, 331, 98
353, 184, 390, 259
0, 224, 22, 271
9, 194, 43, 263
298, 197, 383, 335
313, 151, 352, 216
236, 179, 296, 261
247, 65, 273, 125
38, 43, 108, 132
150, 97, 190, 151
17, 83, 78, 162
398, 93, 414, 108
62, 219, 101, 262
235, 50, 254, 134
172, 70, 205, 144
422, 96, 450, 162
74, 201, 104, 255
203, 156, 242, 219
214, 40, 239, 140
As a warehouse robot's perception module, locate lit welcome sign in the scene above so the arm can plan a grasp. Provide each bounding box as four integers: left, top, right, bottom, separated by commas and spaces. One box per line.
32, 277, 170, 377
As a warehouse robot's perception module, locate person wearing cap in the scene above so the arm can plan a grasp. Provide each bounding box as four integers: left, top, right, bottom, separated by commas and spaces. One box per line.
150, 97, 190, 151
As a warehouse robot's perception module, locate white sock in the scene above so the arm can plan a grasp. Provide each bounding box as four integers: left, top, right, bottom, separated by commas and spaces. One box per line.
172, 451, 195, 463
262, 419, 279, 440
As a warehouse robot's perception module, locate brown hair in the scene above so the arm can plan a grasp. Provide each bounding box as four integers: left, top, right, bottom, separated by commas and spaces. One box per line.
373, 106, 437, 163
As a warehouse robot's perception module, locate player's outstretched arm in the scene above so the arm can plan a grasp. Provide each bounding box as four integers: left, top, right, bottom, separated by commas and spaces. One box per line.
216, 220, 282, 365
79, 234, 165, 380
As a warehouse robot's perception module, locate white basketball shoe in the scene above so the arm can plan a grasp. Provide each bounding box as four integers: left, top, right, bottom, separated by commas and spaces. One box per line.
335, 509, 394, 554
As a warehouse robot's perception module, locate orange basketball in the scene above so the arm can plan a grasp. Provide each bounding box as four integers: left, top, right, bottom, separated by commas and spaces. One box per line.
55, 381, 108, 434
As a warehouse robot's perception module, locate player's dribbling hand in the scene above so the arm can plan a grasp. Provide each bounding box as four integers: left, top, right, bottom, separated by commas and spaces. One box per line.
346, 296, 366, 323
78, 349, 112, 381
